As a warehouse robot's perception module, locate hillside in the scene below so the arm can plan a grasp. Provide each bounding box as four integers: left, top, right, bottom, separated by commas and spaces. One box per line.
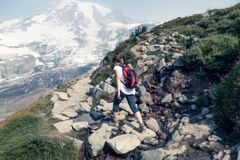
0, 3, 240, 160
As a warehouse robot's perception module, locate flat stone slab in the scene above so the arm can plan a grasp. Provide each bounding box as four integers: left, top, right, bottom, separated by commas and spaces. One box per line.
54, 120, 73, 133
52, 101, 76, 115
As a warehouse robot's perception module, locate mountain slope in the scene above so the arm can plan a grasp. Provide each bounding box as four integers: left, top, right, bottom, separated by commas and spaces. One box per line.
0, 0, 140, 104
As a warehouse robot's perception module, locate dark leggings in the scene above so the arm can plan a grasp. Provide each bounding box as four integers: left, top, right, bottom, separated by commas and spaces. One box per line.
113, 91, 139, 113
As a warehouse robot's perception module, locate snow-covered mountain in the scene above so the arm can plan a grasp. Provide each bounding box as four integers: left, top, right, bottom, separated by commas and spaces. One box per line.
0, 0, 141, 103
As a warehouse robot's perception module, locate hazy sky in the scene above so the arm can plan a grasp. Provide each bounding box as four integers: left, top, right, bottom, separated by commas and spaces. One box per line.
0, 0, 239, 23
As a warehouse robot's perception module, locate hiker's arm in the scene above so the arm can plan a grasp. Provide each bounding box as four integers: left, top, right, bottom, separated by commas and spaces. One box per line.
114, 69, 121, 95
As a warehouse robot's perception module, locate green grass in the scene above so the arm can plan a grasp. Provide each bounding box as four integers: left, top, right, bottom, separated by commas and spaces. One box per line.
0, 95, 79, 160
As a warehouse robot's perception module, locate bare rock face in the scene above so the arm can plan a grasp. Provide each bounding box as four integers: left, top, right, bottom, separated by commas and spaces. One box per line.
107, 134, 141, 154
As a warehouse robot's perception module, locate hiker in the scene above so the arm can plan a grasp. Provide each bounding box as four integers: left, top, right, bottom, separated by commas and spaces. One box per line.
112, 56, 146, 132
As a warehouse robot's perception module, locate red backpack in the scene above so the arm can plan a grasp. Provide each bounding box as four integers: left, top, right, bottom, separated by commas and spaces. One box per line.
120, 65, 138, 89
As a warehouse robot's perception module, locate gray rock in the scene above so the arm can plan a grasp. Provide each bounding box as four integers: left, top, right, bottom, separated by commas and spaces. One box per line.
143, 138, 159, 146
54, 120, 73, 133
173, 101, 181, 108
205, 114, 214, 119
100, 82, 116, 95
122, 121, 156, 141
51, 94, 58, 103
201, 107, 210, 115
120, 103, 134, 115
90, 110, 102, 120
141, 145, 187, 160
53, 114, 70, 121
139, 103, 150, 113
139, 86, 147, 95
75, 102, 91, 113
161, 94, 173, 103
107, 134, 141, 154
105, 78, 112, 84
87, 96, 94, 106
207, 135, 222, 142
141, 92, 154, 106
67, 88, 73, 97
61, 111, 78, 118
191, 104, 197, 110
55, 92, 68, 100
146, 118, 160, 132
156, 58, 166, 72
87, 123, 115, 157
92, 86, 107, 100
72, 121, 89, 131
173, 57, 184, 67
73, 113, 95, 124
99, 99, 112, 112
65, 136, 83, 151
178, 95, 188, 104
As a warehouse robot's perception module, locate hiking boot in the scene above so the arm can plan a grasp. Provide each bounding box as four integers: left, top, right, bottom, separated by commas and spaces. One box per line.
137, 123, 146, 132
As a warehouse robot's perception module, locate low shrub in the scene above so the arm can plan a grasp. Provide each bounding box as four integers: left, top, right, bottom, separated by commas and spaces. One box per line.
212, 63, 240, 135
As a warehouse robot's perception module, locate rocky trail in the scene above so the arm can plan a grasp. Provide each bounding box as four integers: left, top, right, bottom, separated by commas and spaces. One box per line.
50, 32, 237, 160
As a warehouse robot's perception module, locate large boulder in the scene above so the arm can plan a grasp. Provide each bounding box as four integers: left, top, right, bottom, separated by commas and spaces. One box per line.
107, 134, 141, 154
87, 123, 116, 157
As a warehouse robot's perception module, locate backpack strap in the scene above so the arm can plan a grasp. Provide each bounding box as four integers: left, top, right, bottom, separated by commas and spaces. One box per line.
118, 64, 126, 85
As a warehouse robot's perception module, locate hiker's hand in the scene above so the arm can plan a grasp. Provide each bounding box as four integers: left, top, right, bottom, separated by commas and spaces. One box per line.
117, 92, 121, 100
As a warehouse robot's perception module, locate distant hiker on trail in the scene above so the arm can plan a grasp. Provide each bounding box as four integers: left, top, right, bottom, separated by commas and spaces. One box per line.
112, 56, 146, 132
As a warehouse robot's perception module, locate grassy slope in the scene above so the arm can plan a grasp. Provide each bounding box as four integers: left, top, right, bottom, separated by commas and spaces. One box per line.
0, 95, 79, 160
